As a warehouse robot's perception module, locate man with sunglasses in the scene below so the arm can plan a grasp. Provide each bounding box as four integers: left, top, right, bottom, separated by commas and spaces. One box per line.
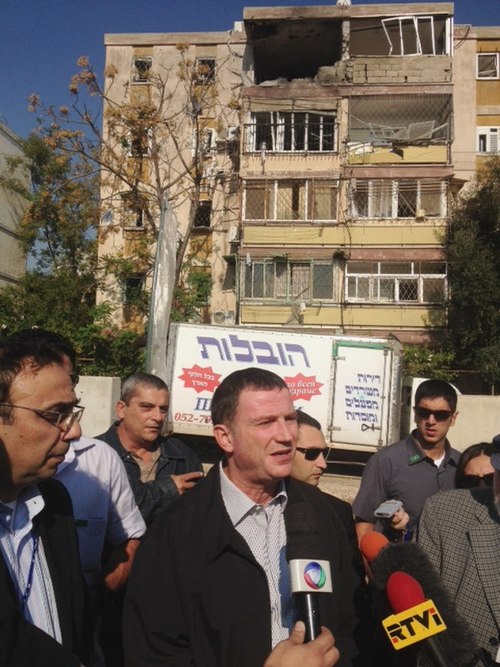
353, 379, 460, 543
415, 435, 500, 664
0, 335, 90, 666
291, 411, 363, 576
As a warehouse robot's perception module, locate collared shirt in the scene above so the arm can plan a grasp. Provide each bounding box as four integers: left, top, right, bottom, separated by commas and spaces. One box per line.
353, 431, 460, 534
56, 436, 146, 587
0, 486, 62, 642
219, 462, 296, 647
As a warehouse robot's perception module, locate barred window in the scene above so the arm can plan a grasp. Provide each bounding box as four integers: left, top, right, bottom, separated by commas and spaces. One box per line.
351, 179, 446, 219
244, 179, 338, 222
346, 261, 447, 304
245, 112, 336, 153
243, 259, 335, 301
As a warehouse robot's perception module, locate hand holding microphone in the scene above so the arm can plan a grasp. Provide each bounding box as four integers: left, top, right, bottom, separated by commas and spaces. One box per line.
286, 502, 333, 642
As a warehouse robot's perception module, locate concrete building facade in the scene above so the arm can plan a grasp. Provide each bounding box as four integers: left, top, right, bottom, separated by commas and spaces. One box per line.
98, 3, 495, 344
0, 122, 27, 288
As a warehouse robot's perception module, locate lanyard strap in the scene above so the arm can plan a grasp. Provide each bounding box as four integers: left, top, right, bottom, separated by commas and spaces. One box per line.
21, 532, 39, 610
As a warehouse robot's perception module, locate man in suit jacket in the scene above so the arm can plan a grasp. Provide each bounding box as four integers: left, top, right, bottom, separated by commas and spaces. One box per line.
415, 434, 500, 664
124, 368, 366, 667
0, 335, 90, 666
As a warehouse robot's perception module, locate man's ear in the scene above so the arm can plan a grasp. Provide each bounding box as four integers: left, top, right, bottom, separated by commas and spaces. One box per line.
213, 424, 233, 454
449, 411, 458, 428
115, 400, 126, 420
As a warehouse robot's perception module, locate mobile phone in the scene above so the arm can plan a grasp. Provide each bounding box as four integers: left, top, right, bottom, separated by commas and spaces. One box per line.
374, 499, 403, 518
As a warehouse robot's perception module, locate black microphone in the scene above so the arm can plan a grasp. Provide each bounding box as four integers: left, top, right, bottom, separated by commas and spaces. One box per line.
367, 540, 480, 667
286, 502, 332, 642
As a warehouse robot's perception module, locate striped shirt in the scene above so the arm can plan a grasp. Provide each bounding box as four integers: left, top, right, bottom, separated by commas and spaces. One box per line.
219, 463, 296, 647
0, 486, 62, 643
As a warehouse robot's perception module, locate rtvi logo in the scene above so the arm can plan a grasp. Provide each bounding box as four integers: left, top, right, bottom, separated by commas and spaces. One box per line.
303, 562, 327, 590
382, 600, 447, 650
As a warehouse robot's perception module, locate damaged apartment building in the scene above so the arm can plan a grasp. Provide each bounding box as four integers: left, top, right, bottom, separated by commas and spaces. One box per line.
99, 3, 486, 344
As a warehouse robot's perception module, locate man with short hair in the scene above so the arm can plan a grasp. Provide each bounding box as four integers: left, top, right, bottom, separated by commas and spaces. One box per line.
0, 336, 90, 666
291, 411, 361, 571
97, 372, 203, 525
353, 378, 461, 543
124, 368, 364, 667
415, 434, 500, 663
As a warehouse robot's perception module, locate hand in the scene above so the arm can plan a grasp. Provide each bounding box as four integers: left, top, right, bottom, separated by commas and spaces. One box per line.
263, 622, 339, 667
390, 508, 409, 532
102, 538, 142, 592
171, 471, 204, 494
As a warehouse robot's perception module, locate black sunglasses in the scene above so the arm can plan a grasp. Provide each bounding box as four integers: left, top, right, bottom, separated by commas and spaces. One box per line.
461, 473, 494, 488
296, 446, 329, 461
414, 406, 453, 422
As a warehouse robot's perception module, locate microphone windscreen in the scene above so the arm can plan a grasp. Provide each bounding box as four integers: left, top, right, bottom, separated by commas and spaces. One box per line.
286, 502, 327, 561
370, 542, 480, 666
359, 531, 389, 563
386, 571, 425, 613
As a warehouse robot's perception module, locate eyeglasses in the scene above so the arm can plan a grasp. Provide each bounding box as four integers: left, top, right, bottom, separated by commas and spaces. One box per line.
70, 373, 79, 387
414, 406, 453, 422
0, 403, 85, 433
296, 446, 330, 461
461, 473, 494, 489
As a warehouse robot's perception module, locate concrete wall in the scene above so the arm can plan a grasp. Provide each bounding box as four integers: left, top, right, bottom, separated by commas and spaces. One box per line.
450, 396, 500, 452
77, 376, 121, 438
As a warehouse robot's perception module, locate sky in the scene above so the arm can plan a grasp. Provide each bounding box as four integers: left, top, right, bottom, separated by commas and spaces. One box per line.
2, 0, 500, 139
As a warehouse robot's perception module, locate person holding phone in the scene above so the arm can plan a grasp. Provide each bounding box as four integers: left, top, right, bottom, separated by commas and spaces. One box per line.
352, 379, 461, 545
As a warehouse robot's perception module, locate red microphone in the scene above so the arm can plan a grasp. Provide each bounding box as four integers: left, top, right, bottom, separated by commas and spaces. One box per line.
384, 572, 449, 667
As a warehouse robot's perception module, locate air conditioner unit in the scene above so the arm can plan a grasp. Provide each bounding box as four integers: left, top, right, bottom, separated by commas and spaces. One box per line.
212, 310, 235, 325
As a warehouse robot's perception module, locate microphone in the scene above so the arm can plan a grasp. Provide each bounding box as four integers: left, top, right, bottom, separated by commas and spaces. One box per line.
359, 535, 479, 666
384, 571, 449, 667
286, 502, 332, 642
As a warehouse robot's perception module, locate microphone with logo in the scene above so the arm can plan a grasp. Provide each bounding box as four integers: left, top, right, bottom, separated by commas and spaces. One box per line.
286, 502, 333, 642
383, 571, 449, 667
359, 532, 481, 667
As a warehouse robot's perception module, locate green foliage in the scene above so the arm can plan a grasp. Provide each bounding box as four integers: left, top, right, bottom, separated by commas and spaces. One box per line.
446, 157, 500, 384
402, 345, 456, 382
170, 269, 212, 322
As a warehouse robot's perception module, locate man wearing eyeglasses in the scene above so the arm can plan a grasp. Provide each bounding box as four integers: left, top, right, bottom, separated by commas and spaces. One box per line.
353, 379, 461, 543
415, 435, 500, 664
0, 336, 90, 666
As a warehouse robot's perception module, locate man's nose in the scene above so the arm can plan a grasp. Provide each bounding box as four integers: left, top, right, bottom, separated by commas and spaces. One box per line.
318, 452, 328, 470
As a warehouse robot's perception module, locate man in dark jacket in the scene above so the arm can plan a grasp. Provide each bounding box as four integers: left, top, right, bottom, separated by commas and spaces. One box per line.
124, 368, 366, 667
96, 372, 203, 525
0, 335, 90, 666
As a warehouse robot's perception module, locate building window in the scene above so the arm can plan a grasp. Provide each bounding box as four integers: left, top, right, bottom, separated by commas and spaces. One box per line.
381, 16, 437, 56
243, 259, 335, 302
124, 275, 145, 305
126, 128, 152, 157
132, 56, 152, 83
346, 261, 446, 304
195, 58, 216, 84
244, 179, 338, 222
246, 112, 336, 153
121, 192, 145, 229
193, 201, 212, 228
477, 53, 499, 79
351, 179, 446, 219
477, 127, 499, 153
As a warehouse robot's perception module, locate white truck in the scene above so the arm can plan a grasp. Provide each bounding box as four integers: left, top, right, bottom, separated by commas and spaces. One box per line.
165, 323, 403, 454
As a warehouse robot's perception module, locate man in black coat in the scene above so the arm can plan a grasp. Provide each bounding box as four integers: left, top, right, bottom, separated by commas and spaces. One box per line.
124, 368, 367, 667
291, 410, 362, 575
0, 336, 90, 666
96, 372, 203, 525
